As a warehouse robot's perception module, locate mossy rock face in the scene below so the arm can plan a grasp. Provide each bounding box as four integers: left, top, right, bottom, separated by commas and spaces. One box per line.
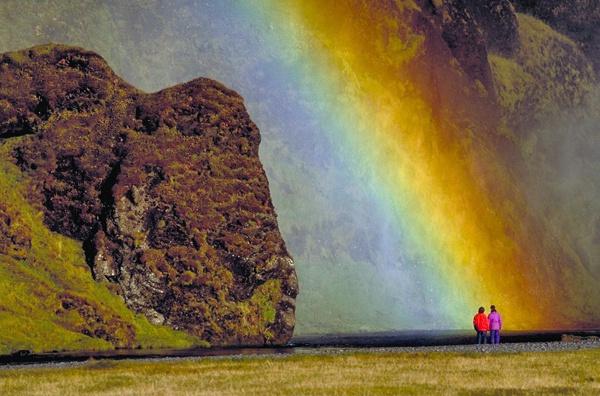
489, 13, 595, 136
0, 44, 297, 346
513, 0, 600, 72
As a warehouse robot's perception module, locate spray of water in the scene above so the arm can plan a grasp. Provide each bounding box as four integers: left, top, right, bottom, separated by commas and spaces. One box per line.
2, 1, 599, 334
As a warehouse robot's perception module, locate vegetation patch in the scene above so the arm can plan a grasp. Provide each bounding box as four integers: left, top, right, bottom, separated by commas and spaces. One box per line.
0, 348, 599, 395
0, 44, 297, 352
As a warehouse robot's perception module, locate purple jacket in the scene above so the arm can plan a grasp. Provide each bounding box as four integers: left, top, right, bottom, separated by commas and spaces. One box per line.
488, 311, 502, 330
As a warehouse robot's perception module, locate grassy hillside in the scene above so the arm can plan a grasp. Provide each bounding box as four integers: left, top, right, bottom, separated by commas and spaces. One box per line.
0, 156, 205, 355
490, 13, 595, 140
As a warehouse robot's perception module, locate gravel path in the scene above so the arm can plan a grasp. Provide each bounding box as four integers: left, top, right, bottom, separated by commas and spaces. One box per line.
323, 338, 600, 355
2, 338, 599, 371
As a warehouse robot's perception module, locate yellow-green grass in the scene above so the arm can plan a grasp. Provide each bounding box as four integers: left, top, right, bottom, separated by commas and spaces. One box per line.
1, 348, 599, 395
0, 156, 205, 354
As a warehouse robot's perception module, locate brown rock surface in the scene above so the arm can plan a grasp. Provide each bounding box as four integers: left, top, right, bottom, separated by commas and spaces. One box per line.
0, 44, 297, 346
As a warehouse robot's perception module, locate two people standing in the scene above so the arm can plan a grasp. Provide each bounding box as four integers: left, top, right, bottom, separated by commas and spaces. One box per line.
473, 305, 502, 344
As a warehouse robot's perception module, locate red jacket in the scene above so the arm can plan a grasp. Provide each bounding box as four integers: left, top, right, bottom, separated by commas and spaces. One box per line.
473, 313, 489, 331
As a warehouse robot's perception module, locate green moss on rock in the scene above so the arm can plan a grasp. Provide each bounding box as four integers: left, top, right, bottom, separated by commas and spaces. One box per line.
490, 13, 595, 138
0, 44, 297, 352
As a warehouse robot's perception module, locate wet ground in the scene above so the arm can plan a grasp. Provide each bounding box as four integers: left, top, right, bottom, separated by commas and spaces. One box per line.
2, 329, 599, 367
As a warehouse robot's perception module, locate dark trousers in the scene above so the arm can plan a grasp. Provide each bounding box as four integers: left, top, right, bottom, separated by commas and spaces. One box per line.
477, 331, 487, 344
490, 330, 500, 344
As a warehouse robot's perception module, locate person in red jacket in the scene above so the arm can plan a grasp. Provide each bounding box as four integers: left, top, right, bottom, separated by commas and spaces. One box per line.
473, 306, 489, 344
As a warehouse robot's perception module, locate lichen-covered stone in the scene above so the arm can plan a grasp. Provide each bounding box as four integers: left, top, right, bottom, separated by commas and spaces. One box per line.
0, 44, 297, 346
513, 0, 600, 72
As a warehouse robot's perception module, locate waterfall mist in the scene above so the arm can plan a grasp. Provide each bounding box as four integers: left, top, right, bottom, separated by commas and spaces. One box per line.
521, 88, 600, 285
0, 1, 457, 335
3, 1, 600, 335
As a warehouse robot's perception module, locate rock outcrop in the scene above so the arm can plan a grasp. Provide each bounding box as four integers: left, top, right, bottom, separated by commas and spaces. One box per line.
433, 0, 519, 97
513, 0, 600, 72
466, 0, 519, 56
0, 44, 298, 346
438, 0, 497, 95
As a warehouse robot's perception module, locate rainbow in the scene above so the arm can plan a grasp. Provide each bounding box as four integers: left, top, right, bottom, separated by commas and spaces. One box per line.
3, 0, 599, 333
228, 0, 600, 332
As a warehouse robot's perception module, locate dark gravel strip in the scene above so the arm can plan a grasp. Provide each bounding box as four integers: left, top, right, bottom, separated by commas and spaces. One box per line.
2, 339, 599, 371
332, 339, 600, 355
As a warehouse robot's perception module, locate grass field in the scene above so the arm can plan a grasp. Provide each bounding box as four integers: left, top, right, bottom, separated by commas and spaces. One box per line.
0, 348, 599, 395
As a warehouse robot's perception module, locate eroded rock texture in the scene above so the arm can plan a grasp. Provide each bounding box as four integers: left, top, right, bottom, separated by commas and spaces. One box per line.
466, 0, 519, 56
431, 0, 518, 97
0, 44, 297, 345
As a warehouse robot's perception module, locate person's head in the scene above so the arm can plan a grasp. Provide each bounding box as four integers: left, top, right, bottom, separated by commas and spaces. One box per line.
478, 306, 485, 314
490, 305, 496, 312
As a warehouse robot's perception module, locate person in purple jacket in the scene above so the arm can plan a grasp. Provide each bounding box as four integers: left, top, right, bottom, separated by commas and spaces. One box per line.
488, 305, 503, 344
